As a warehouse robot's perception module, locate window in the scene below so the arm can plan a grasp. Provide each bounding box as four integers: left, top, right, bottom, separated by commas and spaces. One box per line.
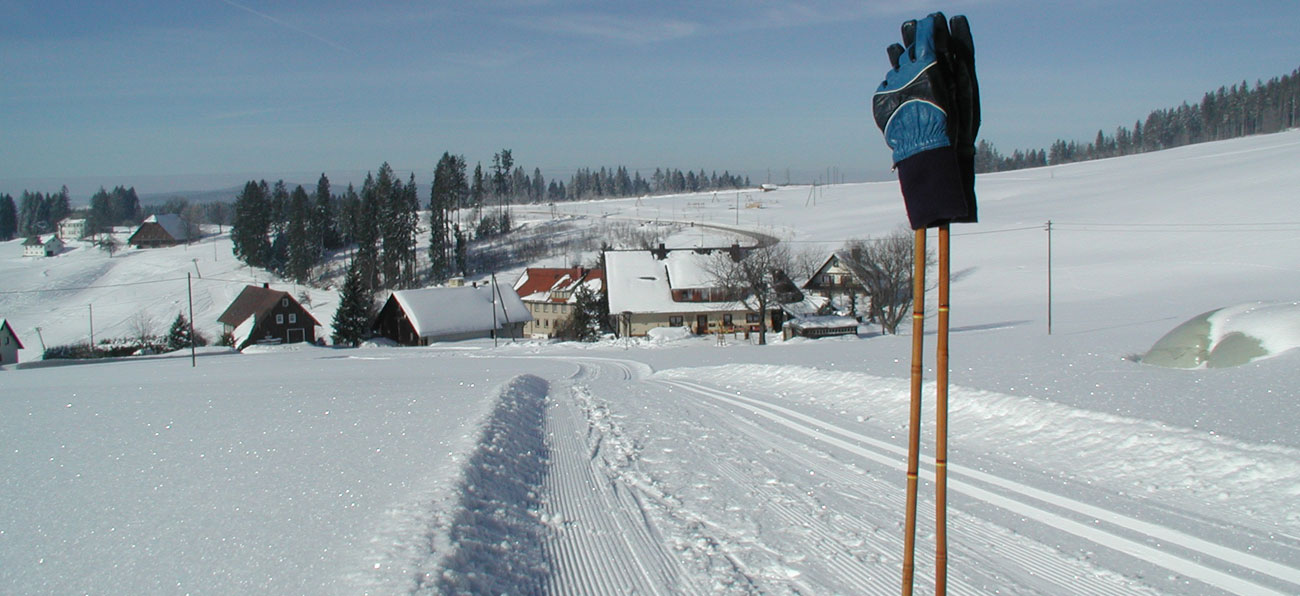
668, 316, 684, 327
722, 314, 733, 327
276, 314, 284, 324
746, 313, 760, 323
289, 314, 297, 324
281, 298, 289, 307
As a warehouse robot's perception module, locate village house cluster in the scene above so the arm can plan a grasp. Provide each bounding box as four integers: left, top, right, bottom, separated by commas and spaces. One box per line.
4, 233, 875, 367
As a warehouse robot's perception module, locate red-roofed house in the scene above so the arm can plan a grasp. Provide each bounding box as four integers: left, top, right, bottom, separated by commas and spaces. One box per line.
512, 267, 605, 338
1, 319, 24, 365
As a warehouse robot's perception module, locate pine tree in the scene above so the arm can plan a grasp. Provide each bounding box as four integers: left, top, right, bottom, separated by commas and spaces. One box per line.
331, 261, 372, 347
165, 311, 204, 352
453, 224, 468, 276
312, 173, 339, 255
470, 163, 485, 214
286, 185, 313, 283
339, 183, 360, 245
270, 180, 290, 236
0, 194, 16, 241
231, 180, 271, 268
557, 283, 603, 341
430, 152, 466, 283
355, 173, 381, 292
377, 164, 403, 288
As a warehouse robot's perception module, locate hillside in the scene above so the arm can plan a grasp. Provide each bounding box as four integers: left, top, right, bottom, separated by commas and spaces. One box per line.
3, 131, 1299, 594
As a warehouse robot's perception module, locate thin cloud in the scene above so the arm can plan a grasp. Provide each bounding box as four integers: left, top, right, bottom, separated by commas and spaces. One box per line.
218, 0, 355, 55
532, 13, 702, 44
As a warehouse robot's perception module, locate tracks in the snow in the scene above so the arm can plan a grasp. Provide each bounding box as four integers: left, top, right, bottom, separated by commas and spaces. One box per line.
657, 377, 1300, 596
539, 361, 694, 595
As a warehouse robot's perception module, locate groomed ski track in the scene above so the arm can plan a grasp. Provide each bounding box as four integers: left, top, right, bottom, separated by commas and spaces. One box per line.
511, 355, 1300, 595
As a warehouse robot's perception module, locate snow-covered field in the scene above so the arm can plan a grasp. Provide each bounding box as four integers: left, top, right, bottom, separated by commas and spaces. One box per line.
3, 131, 1300, 594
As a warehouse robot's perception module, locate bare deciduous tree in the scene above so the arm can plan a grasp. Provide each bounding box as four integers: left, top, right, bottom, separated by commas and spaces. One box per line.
128, 309, 157, 347
706, 242, 801, 345
841, 227, 933, 335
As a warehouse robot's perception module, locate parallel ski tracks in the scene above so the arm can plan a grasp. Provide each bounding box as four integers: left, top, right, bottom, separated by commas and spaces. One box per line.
658, 377, 1300, 596
539, 363, 694, 595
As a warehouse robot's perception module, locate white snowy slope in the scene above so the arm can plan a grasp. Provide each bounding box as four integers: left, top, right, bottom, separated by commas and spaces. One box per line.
2, 131, 1299, 594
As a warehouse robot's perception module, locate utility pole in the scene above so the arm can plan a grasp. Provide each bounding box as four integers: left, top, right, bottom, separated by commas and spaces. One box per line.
490, 273, 499, 348
1045, 221, 1055, 338
88, 304, 94, 349
188, 273, 197, 367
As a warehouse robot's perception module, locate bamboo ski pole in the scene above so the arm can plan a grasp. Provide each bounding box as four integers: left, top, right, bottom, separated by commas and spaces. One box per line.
935, 224, 951, 595
902, 227, 926, 596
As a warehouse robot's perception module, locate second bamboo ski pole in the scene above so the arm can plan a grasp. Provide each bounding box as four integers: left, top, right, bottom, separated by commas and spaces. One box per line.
902, 227, 926, 596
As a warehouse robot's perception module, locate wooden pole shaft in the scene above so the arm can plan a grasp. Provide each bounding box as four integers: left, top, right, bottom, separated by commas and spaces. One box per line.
936, 224, 951, 595
902, 228, 926, 596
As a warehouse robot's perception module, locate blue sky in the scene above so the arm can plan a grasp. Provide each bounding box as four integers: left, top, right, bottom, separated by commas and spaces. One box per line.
2, 0, 1297, 198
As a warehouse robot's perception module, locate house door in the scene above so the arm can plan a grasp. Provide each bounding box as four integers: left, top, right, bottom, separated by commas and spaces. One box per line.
287, 328, 305, 344
696, 314, 708, 334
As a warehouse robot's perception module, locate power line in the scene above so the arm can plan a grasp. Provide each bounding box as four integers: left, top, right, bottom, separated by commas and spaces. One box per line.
0, 275, 257, 295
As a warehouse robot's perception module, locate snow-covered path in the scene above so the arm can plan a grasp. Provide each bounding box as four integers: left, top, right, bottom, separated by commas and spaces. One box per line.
526, 354, 1300, 595
539, 359, 693, 595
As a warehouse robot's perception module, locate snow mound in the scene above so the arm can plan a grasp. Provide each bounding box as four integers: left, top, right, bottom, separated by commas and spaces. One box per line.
1142, 301, 1300, 368
646, 326, 692, 343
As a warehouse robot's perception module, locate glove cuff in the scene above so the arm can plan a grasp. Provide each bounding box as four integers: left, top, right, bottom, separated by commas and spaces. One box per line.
896, 146, 969, 229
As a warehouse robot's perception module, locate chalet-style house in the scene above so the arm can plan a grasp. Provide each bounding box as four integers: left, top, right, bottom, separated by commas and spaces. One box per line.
217, 284, 321, 350
512, 266, 605, 338
1, 319, 24, 366
128, 214, 191, 248
58, 217, 87, 241
802, 252, 872, 318
22, 235, 64, 257
372, 283, 532, 345
605, 247, 783, 337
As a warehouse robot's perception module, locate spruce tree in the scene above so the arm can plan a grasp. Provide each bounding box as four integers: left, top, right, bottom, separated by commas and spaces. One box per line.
355, 173, 381, 292
312, 173, 338, 255
286, 185, 313, 283
165, 311, 204, 351
377, 164, 403, 288
231, 180, 271, 268
0, 194, 16, 241
453, 224, 468, 276
331, 261, 372, 347
270, 180, 290, 236
430, 152, 467, 283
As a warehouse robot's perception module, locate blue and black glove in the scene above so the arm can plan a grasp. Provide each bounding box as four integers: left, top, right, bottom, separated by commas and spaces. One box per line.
872, 13, 979, 229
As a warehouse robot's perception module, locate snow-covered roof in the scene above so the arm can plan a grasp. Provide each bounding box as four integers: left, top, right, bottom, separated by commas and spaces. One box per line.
143, 214, 190, 241
391, 283, 532, 338
662, 250, 718, 289
606, 250, 738, 314
788, 315, 859, 330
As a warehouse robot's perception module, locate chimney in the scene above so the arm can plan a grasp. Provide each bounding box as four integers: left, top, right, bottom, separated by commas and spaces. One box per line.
263, 283, 270, 289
